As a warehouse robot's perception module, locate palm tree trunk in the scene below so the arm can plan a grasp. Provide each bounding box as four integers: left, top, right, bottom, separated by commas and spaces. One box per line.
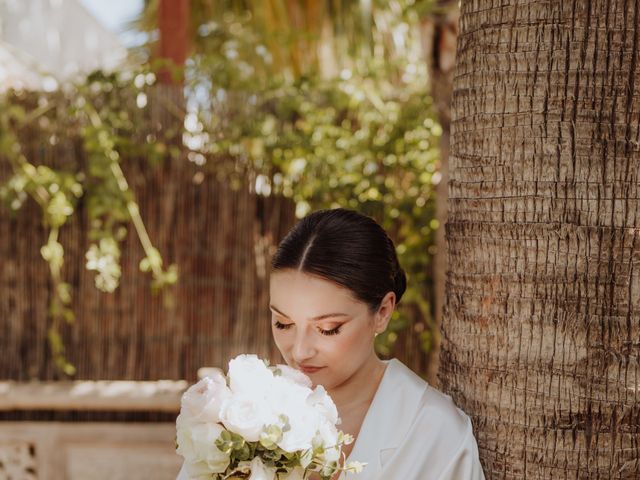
441, 1, 640, 478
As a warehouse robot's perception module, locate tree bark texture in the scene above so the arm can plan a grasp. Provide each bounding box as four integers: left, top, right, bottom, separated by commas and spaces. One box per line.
442, 1, 640, 478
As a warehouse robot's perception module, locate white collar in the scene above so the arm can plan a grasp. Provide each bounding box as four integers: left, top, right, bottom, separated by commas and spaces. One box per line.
341, 358, 427, 477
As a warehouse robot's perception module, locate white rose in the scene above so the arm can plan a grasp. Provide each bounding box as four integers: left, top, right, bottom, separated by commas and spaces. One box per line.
179, 372, 231, 425
176, 422, 230, 473
316, 420, 341, 463
228, 354, 274, 395
262, 376, 318, 452
219, 393, 274, 442
306, 385, 339, 425
274, 364, 313, 388
182, 460, 219, 480
247, 457, 277, 480
266, 375, 312, 413
278, 408, 323, 452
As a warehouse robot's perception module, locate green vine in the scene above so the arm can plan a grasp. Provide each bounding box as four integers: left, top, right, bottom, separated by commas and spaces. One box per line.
0, 75, 178, 377
1, 0, 441, 372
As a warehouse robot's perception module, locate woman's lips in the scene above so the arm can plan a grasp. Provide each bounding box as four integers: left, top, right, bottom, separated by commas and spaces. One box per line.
299, 365, 325, 374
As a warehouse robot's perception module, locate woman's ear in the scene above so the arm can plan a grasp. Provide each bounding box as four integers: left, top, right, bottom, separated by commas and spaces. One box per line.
374, 291, 396, 334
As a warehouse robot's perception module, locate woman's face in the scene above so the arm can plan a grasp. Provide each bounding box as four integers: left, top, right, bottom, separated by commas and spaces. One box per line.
269, 269, 392, 390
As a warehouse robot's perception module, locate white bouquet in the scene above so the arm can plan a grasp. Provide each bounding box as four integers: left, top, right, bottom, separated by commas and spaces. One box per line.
176, 354, 365, 480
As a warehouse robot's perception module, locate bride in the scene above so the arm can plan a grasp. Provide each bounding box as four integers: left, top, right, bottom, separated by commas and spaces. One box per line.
178, 208, 485, 479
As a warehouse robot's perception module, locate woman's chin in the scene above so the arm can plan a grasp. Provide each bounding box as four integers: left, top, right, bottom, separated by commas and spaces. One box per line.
311, 374, 337, 391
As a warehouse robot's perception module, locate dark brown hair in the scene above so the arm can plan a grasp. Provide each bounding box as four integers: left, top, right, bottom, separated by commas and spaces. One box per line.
271, 208, 407, 312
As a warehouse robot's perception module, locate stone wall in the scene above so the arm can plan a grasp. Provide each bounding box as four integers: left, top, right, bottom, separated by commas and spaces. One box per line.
0, 380, 186, 479
0, 423, 181, 480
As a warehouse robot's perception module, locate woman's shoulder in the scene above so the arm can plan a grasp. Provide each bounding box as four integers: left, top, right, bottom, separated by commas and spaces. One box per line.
339, 359, 484, 479
386, 358, 472, 437
382, 359, 482, 476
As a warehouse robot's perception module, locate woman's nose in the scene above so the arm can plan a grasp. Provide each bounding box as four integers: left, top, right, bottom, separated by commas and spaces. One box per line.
292, 328, 317, 364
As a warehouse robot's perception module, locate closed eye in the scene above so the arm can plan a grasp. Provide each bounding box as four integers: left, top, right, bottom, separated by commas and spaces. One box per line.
273, 320, 342, 336
273, 320, 293, 330
319, 325, 342, 336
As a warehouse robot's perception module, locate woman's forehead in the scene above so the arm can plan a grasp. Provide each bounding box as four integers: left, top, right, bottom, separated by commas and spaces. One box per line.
269, 270, 362, 308
270, 269, 340, 288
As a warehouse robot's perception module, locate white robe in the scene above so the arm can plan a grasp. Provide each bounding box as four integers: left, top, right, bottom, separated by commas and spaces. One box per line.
338, 358, 485, 480
176, 358, 485, 480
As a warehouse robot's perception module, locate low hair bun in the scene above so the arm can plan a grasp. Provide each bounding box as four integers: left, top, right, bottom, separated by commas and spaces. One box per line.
393, 268, 407, 304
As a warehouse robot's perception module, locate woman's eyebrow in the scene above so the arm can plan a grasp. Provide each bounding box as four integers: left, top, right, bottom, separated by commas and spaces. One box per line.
269, 305, 349, 321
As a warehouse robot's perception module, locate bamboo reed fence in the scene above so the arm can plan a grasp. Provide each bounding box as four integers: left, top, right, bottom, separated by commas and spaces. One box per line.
0, 88, 429, 383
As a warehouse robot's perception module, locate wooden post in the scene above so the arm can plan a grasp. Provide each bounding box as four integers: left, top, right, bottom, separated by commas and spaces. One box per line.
157, 0, 191, 85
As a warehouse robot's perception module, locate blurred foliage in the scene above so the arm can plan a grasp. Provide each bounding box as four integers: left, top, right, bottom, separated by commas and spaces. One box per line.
171, 0, 441, 356
0, 0, 441, 374
134, 0, 435, 79
0, 72, 178, 376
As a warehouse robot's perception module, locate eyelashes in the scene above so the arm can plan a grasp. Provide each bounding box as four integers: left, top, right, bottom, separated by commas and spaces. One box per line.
320, 325, 342, 336
273, 320, 342, 336
273, 320, 291, 330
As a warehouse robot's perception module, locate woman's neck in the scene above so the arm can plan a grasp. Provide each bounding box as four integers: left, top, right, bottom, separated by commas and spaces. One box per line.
328, 353, 387, 413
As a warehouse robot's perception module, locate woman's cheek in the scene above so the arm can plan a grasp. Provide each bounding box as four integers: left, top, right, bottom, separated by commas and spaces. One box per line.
350, 330, 373, 363
272, 329, 289, 355
327, 330, 356, 359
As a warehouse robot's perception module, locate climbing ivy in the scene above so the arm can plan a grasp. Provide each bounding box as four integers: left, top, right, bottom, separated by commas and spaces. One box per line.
0, 72, 178, 376
0, 1, 441, 374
